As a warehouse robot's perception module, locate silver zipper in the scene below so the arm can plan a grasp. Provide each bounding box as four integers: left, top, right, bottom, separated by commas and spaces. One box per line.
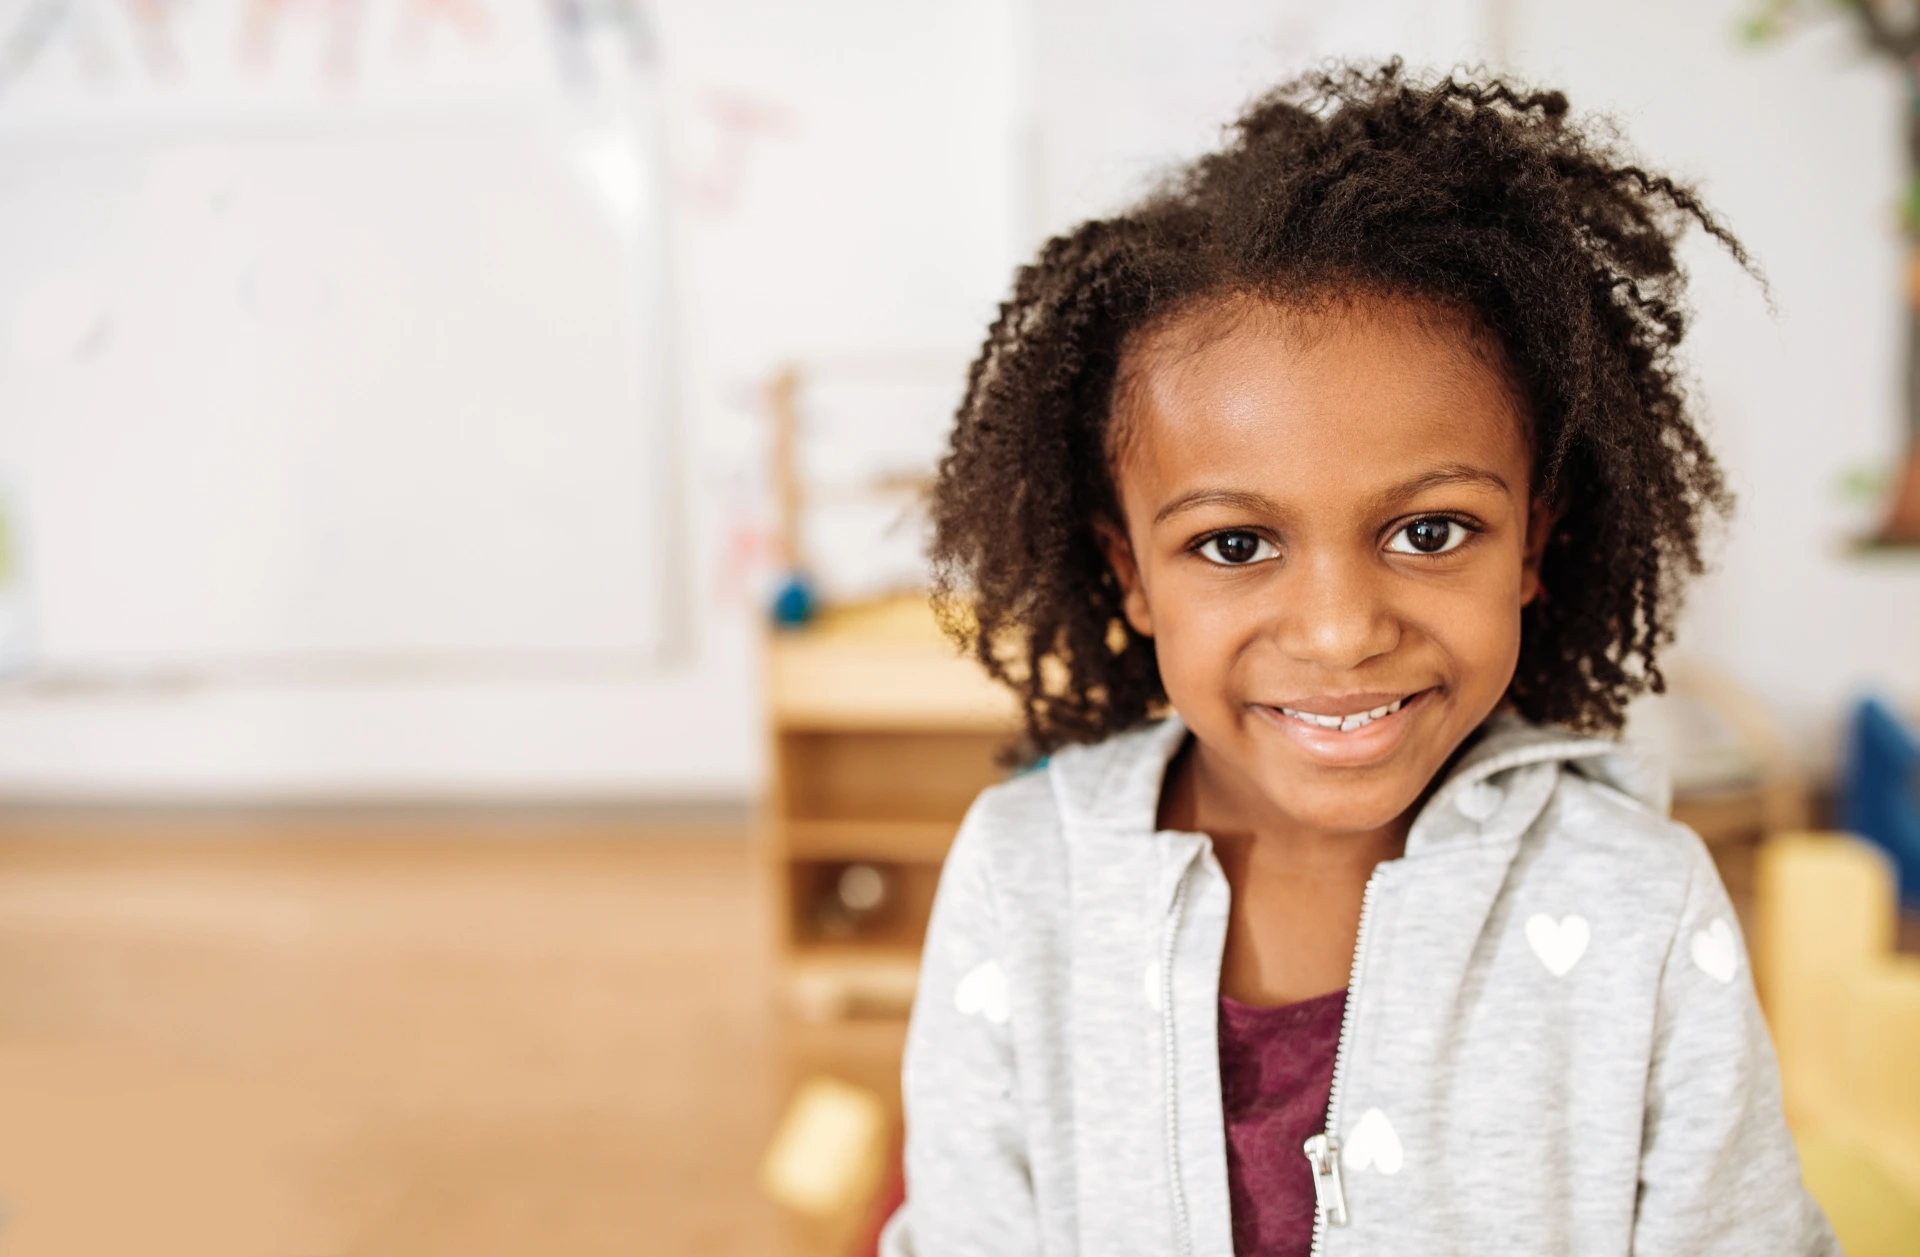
1307, 867, 1382, 1256
1303, 1132, 1349, 1227
1162, 872, 1193, 1257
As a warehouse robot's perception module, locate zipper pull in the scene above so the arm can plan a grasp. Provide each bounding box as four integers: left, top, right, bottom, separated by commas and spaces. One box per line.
1303, 1132, 1349, 1228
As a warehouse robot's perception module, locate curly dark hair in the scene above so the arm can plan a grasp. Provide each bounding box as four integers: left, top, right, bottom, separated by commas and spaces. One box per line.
927, 61, 1752, 761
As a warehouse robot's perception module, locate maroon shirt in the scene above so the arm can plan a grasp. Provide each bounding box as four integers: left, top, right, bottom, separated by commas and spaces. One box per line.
1216, 988, 1347, 1257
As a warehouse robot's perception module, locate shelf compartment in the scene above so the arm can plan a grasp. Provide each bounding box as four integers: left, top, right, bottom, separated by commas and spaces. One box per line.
787, 860, 939, 951
778, 728, 1008, 824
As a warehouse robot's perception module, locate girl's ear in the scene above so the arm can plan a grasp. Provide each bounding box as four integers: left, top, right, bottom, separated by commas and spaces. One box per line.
1094, 519, 1155, 638
1519, 494, 1558, 606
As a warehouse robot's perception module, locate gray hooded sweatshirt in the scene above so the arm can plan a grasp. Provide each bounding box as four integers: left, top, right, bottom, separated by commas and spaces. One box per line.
879, 714, 1838, 1256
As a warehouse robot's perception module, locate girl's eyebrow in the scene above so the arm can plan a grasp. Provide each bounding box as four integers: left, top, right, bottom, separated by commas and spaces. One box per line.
1152, 464, 1512, 527
1152, 488, 1281, 525
1383, 464, 1512, 500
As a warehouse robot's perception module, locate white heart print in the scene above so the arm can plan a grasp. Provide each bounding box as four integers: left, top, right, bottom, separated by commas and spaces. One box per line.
1343, 1107, 1403, 1175
954, 960, 1010, 1023
1691, 918, 1738, 984
1526, 913, 1590, 977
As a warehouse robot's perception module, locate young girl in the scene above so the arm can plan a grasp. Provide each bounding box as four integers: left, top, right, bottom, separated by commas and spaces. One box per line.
879, 64, 1838, 1257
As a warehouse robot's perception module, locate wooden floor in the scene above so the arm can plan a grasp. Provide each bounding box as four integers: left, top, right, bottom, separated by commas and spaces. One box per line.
0, 817, 790, 1257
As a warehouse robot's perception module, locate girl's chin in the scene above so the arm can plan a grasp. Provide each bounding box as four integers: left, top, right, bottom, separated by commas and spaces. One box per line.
1251, 765, 1428, 831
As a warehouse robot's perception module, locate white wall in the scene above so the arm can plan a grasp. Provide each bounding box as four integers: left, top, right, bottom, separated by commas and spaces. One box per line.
0, 0, 1023, 801
1029, 0, 1487, 236
0, 0, 1911, 800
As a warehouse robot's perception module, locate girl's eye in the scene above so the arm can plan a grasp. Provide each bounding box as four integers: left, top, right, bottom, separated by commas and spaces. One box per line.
1388, 517, 1468, 555
1198, 531, 1278, 566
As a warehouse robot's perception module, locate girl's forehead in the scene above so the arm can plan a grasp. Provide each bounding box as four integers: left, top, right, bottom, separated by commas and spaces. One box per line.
1112, 295, 1532, 504
1121, 295, 1520, 477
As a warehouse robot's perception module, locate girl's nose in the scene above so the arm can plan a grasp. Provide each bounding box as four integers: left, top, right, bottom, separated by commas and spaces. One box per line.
1272, 553, 1401, 671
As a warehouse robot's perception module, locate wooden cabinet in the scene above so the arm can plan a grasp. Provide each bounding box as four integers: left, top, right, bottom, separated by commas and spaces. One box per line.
762, 596, 1019, 1104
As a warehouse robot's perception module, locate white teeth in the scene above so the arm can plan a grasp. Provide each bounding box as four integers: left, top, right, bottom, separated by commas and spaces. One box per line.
1278, 696, 1406, 732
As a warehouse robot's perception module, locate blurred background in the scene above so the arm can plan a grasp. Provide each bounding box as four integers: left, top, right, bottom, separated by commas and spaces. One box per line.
0, 1, 1917, 1254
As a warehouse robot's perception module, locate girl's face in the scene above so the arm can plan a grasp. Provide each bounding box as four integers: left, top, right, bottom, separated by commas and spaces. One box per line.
1100, 294, 1551, 838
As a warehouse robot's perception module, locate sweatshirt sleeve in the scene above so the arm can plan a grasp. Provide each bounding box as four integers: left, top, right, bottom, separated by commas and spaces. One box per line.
879, 796, 1042, 1257
1630, 839, 1839, 1256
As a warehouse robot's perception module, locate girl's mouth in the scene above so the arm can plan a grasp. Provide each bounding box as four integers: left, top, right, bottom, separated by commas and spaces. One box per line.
1250, 688, 1435, 764
1274, 695, 1409, 733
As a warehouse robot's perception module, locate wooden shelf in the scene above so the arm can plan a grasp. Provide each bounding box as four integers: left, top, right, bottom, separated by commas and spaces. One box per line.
767, 599, 1020, 732
783, 819, 957, 864
769, 643, 1018, 731
762, 587, 1015, 1172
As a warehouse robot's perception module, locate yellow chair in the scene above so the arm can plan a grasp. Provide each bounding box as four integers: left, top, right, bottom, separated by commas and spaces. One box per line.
1756, 832, 1920, 1256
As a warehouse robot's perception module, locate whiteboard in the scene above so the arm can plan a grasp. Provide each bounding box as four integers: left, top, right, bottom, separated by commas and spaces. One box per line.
0, 1, 674, 673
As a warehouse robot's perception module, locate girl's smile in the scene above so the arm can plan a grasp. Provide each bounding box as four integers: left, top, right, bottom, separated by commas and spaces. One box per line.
1250, 686, 1435, 768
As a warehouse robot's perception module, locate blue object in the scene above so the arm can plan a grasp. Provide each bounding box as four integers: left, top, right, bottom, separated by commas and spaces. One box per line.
1838, 696, 1920, 909
770, 570, 815, 628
